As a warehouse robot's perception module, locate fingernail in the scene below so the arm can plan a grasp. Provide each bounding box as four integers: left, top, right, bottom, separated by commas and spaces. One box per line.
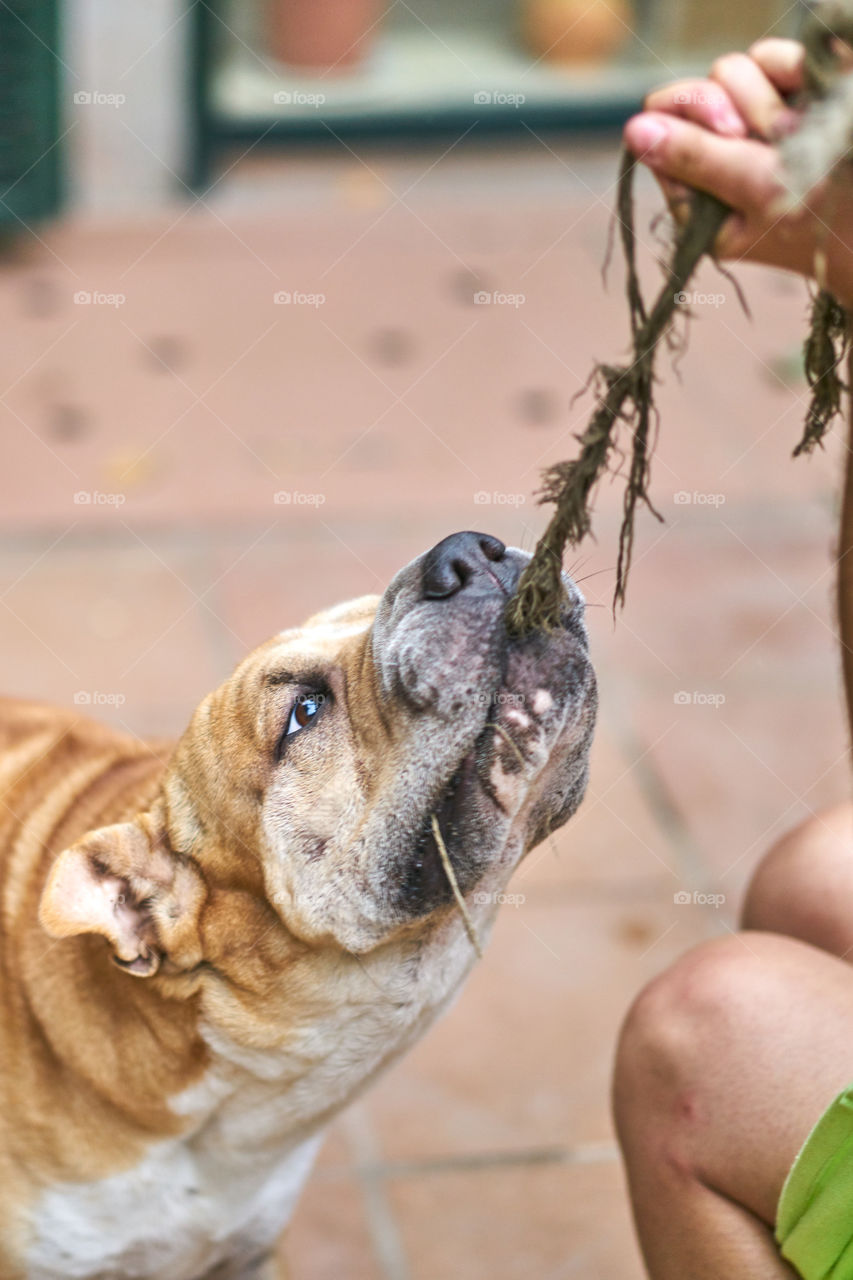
625, 115, 668, 159
716, 109, 746, 137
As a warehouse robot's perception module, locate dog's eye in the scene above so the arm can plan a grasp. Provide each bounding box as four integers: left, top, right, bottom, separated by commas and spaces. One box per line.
285, 693, 321, 738
275, 687, 329, 761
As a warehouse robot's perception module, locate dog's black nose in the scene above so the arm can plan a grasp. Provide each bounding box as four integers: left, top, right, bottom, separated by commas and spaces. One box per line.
421, 531, 506, 600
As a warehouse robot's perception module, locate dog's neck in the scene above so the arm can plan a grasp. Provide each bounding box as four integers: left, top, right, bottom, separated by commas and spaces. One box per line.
174, 914, 480, 1163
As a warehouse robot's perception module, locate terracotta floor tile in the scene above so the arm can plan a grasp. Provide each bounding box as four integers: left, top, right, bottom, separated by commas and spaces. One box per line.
360, 895, 711, 1163
210, 528, 415, 662
585, 508, 840, 697
639, 688, 849, 906
312, 1121, 353, 1172
0, 539, 223, 738
387, 1158, 644, 1280
0, 182, 821, 536
284, 1173, 380, 1280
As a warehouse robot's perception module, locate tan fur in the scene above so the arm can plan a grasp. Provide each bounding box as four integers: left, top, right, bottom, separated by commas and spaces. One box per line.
0, 601, 399, 1275
0, 701, 201, 1272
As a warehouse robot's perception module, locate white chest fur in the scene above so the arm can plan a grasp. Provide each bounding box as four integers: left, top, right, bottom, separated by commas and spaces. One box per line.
26, 1131, 322, 1280
26, 912, 492, 1280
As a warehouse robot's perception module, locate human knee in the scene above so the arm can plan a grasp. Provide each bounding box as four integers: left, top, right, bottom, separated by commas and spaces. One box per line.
613, 937, 776, 1149
742, 804, 853, 947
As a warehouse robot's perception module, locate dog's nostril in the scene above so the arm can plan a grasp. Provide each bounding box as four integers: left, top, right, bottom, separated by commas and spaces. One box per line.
422, 552, 465, 599
478, 535, 505, 564
450, 557, 472, 589
421, 531, 507, 600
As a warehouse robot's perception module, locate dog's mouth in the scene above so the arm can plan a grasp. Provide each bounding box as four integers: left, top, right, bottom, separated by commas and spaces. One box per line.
402, 750, 480, 910
398, 611, 595, 920
400, 700, 533, 914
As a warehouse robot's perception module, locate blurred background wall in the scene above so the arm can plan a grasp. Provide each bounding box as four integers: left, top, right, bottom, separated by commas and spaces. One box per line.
8, 0, 797, 217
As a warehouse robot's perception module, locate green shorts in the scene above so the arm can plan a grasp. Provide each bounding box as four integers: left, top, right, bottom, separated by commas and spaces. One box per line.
777, 1085, 853, 1278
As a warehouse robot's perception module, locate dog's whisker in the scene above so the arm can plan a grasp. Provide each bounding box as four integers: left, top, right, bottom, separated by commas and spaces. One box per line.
566, 552, 595, 579
574, 565, 616, 585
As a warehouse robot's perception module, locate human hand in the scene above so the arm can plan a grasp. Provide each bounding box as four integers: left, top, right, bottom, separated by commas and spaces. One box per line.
623, 38, 853, 307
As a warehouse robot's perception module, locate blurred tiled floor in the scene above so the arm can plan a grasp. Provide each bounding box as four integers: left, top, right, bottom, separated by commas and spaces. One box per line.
1, 140, 848, 1279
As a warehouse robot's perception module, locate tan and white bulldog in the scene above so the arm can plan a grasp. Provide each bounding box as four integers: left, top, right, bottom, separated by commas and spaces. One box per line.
0, 531, 596, 1279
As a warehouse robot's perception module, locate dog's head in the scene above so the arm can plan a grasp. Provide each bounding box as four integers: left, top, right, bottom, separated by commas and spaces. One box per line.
40, 533, 596, 973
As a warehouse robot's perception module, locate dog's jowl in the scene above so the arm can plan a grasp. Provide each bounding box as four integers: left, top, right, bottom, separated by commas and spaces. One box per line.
0, 532, 596, 1280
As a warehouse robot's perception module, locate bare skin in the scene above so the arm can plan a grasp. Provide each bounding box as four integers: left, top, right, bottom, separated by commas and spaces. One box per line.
623, 38, 853, 304
614, 39, 853, 1280
614, 815, 853, 1279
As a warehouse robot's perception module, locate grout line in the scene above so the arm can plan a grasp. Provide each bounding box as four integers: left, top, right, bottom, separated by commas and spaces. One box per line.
315, 1138, 621, 1184
611, 713, 713, 899
342, 1105, 411, 1280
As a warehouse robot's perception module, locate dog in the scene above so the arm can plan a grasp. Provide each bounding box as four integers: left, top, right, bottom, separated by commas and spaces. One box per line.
0, 531, 596, 1279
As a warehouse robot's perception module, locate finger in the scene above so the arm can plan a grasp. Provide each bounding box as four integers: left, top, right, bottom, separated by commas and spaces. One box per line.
644, 79, 747, 136
710, 51, 796, 139
747, 38, 806, 94
716, 206, 816, 274
623, 112, 785, 214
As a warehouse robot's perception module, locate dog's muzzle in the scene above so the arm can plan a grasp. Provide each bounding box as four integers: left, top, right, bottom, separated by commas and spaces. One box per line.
369, 531, 596, 922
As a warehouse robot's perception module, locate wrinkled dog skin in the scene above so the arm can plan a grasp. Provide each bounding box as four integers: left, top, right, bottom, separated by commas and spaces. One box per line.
0, 532, 595, 1280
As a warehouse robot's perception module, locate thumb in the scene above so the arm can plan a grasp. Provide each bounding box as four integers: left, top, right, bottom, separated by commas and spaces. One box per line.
623, 112, 786, 217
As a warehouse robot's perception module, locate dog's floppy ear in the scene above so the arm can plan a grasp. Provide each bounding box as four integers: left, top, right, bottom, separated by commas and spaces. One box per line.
39, 816, 203, 978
